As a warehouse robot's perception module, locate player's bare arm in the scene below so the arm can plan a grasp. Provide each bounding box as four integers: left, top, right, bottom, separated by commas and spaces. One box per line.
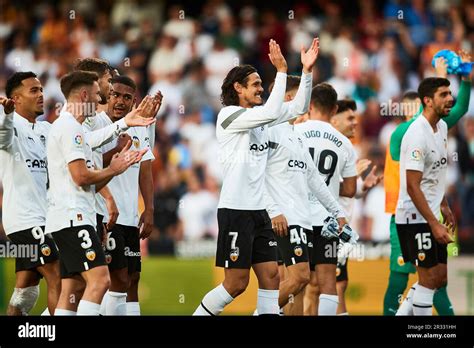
406, 170, 453, 244
138, 159, 154, 240
339, 176, 357, 198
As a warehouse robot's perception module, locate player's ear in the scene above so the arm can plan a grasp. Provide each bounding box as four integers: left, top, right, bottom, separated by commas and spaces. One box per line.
80, 88, 88, 102
330, 104, 338, 117
233, 82, 242, 95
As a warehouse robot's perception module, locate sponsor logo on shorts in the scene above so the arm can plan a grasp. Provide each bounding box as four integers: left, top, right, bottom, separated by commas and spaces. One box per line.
105, 253, 112, 264
124, 247, 141, 257
336, 267, 341, 277
417, 251, 426, 261
40, 244, 51, 257
230, 247, 239, 262
85, 249, 96, 261
268, 241, 277, 247
397, 256, 405, 266
294, 245, 303, 257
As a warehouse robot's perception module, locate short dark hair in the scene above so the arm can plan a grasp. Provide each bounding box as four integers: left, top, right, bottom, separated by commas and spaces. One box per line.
111, 75, 137, 91
335, 99, 357, 114
221, 65, 257, 106
73, 58, 111, 78
418, 78, 450, 107
6, 71, 37, 98
402, 91, 420, 101
311, 83, 338, 114
268, 75, 301, 94
60, 71, 99, 99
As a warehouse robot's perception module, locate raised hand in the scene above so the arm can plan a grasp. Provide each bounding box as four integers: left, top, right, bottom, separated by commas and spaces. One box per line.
124, 96, 159, 127
458, 49, 472, 63
109, 140, 146, 175
434, 57, 448, 78
115, 133, 132, 152
0, 96, 15, 114
356, 158, 372, 176
268, 39, 287, 73
301, 37, 319, 73
362, 165, 383, 191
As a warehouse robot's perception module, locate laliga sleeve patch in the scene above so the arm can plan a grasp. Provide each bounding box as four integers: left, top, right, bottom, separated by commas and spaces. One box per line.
410, 149, 422, 161
74, 134, 83, 146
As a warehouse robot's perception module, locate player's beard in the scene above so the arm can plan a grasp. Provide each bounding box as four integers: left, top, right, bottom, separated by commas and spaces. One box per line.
98, 92, 108, 105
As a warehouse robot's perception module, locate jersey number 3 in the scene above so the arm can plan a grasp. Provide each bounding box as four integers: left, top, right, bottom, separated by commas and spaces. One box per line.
309, 148, 338, 185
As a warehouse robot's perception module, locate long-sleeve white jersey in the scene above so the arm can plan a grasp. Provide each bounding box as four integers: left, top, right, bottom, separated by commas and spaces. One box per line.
0, 111, 50, 235
216, 71, 312, 210
295, 120, 357, 226
264, 122, 345, 230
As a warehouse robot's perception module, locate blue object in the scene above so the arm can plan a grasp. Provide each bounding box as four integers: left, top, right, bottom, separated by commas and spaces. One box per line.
432, 49, 473, 76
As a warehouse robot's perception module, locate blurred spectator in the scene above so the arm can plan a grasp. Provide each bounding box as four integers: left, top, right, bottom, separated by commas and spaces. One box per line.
177, 170, 218, 241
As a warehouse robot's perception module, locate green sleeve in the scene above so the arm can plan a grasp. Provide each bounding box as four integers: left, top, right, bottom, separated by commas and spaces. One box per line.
443, 80, 471, 129
389, 121, 411, 162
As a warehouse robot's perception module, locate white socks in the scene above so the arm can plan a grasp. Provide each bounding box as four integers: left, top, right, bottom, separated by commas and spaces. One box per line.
318, 294, 339, 315
413, 284, 434, 316
337, 312, 349, 316
257, 289, 279, 315
105, 291, 127, 315
77, 300, 101, 315
193, 284, 234, 316
41, 308, 50, 316
126, 302, 141, 316
54, 308, 76, 316
100, 291, 109, 315
396, 282, 417, 316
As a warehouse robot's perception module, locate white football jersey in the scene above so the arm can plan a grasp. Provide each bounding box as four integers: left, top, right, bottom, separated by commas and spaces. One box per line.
45, 111, 96, 233
265, 122, 344, 230
0, 112, 50, 234
295, 120, 357, 226
396, 115, 448, 224
82, 111, 121, 220
217, 71, 312, 210
101, 116, 155, 227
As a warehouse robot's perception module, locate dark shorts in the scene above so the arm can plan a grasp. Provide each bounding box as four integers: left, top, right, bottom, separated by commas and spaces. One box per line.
104, 224, 141, 274
8, 226, 59, 275
51, 225, 106, 278
311, 225, 339, 268
96, 214, 106, 242
396, 223, 448, 269
276, 225, 310, 267
215, 208, 278, 269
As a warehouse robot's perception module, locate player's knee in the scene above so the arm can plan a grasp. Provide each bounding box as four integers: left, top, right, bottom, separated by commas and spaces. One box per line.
9, 285, 40, 315
436, 274, 447, 289
225, 276, 249, 297
130, 272, 140, 286
293, 270, 310, 289
89, 274, 110, 295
